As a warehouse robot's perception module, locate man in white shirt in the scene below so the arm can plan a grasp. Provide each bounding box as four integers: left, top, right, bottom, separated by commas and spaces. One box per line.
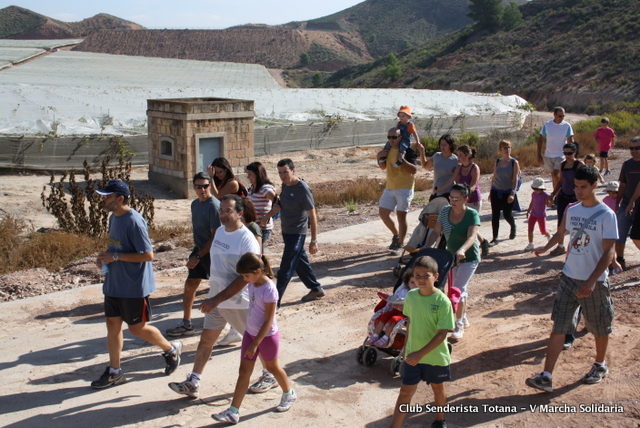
537, 107, 575, 190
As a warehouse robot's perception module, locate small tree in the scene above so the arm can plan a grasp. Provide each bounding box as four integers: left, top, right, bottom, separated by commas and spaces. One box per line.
312, 72, 324, 87
384, 53, 399, 67
502, 2, 523, 31
383, 64, 403, 81
468, 0, 503, 30
299, 52, 311, 67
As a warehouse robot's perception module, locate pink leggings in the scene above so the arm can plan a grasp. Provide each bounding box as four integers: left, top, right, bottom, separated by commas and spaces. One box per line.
528, 215, 549, 235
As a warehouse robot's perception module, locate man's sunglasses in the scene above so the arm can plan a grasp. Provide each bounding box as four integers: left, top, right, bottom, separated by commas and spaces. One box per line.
387, 136, 399, 140
194, 184, 209, 189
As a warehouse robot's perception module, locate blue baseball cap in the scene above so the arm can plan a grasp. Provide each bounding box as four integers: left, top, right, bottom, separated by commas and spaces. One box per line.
96, 179, 131, 197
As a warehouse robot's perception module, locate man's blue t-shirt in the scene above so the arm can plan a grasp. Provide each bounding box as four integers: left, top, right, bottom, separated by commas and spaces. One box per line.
103, 209, 155, 298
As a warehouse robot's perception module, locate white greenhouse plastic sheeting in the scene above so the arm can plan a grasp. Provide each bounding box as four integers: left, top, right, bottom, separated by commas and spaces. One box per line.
0, 50, 529, 136
0, 39, 83, 49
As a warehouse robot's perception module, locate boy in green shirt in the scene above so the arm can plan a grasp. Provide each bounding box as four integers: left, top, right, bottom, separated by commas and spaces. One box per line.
390, 256, 455, 428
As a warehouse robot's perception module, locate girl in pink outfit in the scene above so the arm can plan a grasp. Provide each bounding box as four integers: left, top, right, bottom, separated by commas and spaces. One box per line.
212, 253, 296, 424
525, 177, 552, 252
594, 117, 616, 175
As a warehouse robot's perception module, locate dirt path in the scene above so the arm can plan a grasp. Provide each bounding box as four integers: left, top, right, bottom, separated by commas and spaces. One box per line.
1, 145, 639, 427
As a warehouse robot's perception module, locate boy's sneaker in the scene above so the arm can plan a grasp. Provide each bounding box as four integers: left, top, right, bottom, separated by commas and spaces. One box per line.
549, 246, 566, 256
450, 320, 464, 341
250, 369, 279, 393
563, 334, 575, 350
524, 243, 535, 252
91, 367, 126, 389
166, 321, 195, 337
218, 328, 243, 346
168, 373, 199, 398
212, 408, 240, 424
525, 373, 553, 392
584, 363, 608, 384
432, 420, 447, 428
163, 341, 182, 375
276, 390, 298, 412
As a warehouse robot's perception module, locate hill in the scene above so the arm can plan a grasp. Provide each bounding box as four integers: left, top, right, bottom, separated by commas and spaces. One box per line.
0, 5, 144, 39
73, 28, 371, 70
323, 0, 640, 112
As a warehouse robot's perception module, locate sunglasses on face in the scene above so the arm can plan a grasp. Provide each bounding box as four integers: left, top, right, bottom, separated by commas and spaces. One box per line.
563, 152, 575, 155
194, 184, 209, 189
500, 147, 511, 150
387, 135, 399, 140
629, 146, 640, 151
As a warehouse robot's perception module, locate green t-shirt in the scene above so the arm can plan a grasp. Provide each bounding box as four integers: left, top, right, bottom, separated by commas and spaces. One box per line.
403, 288, 455, 366
437, 205, 481, 263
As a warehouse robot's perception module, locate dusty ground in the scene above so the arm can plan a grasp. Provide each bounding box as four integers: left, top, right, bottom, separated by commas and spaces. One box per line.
1, 139, 639, 427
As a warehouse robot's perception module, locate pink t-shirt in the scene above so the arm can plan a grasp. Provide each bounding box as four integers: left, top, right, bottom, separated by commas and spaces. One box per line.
603, 195, 616, 212
530, 191, 550, 218
594, 127, 616, 152
246, 279, 279, 336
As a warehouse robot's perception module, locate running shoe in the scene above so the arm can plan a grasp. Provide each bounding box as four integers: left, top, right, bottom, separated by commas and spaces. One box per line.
168, 373, 199, 398
276, 390, 298, 412
584, 363, 608, 384
525, 373, 553, 392
212, 408, 240, 424
166, 321, 195, 337
250, 369, 279, 393
218, 328, 243, 346
163, 341, 182, 375
91, 367, 126, 389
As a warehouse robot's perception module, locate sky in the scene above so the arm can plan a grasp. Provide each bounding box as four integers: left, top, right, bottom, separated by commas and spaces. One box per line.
5, 0, 365, 29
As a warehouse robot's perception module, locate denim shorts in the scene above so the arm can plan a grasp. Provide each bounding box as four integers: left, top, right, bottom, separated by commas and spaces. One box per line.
616, 203, 633, 244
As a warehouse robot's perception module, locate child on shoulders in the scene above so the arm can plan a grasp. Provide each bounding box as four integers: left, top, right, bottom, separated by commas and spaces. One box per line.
381, 105, 420, 167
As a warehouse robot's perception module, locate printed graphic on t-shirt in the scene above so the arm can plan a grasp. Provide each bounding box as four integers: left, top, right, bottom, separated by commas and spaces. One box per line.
430, 304, 439, 314
568, 215, 597, 255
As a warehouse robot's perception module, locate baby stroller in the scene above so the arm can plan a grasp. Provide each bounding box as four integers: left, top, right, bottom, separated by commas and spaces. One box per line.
356, 248, 457, 376
392, 196, 449, 278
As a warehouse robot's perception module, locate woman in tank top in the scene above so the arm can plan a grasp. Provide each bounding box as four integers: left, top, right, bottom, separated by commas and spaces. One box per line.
548, 143, 584, 255
418, 134, 458, 201
489, 140, 520, 245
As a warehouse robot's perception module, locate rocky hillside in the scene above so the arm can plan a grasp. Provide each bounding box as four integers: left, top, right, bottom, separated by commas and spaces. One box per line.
324, 0, 640, 112
0, 5, 144, 39
74, 27, 372, 70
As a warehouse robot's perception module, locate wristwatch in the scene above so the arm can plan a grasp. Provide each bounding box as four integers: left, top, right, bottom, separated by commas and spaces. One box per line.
113, 251, 119, 261
195, 254, 201, 260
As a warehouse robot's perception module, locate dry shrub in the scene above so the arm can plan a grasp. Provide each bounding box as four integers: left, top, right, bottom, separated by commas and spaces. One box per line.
41, 156, 155, 237
415, 175, 433, 191
150, 222, 193, 247
312, 177, 385, 206
0, 215, 105, 275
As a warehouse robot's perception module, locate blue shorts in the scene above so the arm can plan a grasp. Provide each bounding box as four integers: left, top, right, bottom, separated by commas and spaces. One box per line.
402, 362, 451, 385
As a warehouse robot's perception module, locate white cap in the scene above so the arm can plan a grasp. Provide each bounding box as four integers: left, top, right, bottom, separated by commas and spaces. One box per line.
531, 177, 546, 190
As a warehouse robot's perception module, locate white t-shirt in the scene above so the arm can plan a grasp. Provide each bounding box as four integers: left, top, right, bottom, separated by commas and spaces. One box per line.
209, 225, 261, 309
540, 120, 574, 158
563, 202, 618, 282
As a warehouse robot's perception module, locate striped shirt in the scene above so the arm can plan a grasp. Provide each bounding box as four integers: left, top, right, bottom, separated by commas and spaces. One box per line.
249, 183, 276, 230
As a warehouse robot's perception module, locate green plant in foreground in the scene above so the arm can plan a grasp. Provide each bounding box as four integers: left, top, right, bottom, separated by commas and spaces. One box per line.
345, 199, 358, 213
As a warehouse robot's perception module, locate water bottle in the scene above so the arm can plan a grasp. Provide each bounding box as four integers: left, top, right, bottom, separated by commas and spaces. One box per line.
101, 262, 109, 274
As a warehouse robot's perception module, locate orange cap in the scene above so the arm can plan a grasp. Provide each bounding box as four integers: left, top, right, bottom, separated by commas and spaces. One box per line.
397, 105, 412, 118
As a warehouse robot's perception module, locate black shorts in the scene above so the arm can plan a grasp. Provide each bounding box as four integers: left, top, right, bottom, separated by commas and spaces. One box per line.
104, 295, 152, 325
187, 247, 210, 280
630, 208, 640, 240
599, 151, 609, 158
402, 362, 451, 385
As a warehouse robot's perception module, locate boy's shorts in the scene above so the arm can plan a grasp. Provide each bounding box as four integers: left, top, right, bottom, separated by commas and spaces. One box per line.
402, 362, 451, 385
104, 295, 151, 325
241, 331, 280, 361
599, 151, 609, 158
551, 273, 614, 337
379, 188, 414, 212
544, 156, 564, 172
187, 247, 211, 279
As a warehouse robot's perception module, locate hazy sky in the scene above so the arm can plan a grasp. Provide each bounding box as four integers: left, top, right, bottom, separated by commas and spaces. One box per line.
7, 0, 365, 29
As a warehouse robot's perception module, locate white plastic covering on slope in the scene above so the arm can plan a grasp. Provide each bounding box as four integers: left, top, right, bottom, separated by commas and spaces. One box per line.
0, 50, 529, 136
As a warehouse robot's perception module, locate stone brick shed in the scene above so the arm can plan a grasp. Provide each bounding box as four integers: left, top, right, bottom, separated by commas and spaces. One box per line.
147, 97, 254, 198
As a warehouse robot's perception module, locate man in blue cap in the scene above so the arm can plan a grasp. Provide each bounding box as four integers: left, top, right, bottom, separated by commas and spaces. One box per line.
92, 179, 182, 389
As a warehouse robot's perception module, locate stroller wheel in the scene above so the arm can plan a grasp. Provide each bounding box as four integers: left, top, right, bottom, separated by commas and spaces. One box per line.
392, 265, 401, 277
363, 347, 377, 367
356, 345, 366, 365
390, 356, 403, 376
